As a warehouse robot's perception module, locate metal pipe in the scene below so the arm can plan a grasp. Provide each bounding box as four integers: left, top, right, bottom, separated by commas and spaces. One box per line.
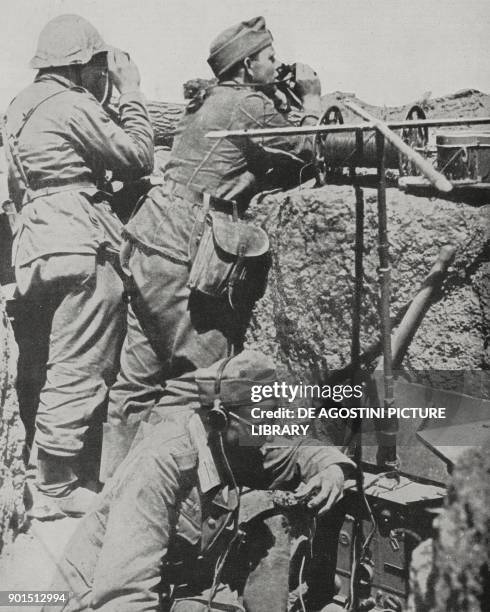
390, 244, 456, 364
345, 138, 367, 612
344, 100, 453, 192
347, 133, 368, 612
206, 115, 490, 139
376, 131, 397, 466
328, 245, 457, 386
351, 129, 365, 383
341, 133, 366, 459
373, 244, 455, 469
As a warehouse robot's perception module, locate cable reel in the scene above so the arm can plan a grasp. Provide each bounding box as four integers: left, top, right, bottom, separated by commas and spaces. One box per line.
399, 105, 429, 176
313, 103, 429, 184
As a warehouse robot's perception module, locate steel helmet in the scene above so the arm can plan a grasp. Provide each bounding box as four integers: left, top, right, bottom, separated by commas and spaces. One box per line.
29, 14, 108, 69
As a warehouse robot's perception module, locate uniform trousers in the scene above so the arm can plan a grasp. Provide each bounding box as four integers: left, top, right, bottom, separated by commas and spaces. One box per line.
108, 243, 249, 426
15, 251, 125, 458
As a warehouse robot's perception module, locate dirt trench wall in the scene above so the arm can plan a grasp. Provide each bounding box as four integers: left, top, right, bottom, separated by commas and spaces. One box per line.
432, 445, 490, 611
246, 185, 489, 392
409, 446, 490, 612
0, 290, 25, 552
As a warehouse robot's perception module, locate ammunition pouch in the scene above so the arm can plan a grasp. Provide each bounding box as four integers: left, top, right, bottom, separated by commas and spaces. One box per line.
187, 210, 270, 310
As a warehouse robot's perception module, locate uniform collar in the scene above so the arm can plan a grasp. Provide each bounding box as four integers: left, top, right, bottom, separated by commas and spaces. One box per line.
217, 79, 252, 90
34, 73, 79, 90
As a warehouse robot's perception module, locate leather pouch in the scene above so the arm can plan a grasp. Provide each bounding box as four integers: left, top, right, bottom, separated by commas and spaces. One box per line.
187, 211, 270, 308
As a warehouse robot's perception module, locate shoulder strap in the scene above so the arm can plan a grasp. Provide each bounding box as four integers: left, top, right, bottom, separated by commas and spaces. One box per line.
13, 88, 69, 139
4, 88, 73, 200
2, 116, 30, 203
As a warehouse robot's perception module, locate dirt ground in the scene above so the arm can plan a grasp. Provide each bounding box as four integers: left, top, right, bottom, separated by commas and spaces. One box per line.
0, 517, 80, 611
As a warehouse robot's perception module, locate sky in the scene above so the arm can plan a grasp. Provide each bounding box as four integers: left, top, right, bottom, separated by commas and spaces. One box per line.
1, 0, 489, 109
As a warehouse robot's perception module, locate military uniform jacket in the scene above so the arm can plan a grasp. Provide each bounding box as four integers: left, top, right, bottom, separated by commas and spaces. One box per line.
126, 82, 317, 263
4, 73, 154, 267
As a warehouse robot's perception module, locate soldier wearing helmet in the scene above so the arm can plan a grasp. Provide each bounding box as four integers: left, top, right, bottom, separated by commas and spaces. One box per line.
104, 17, 323, 466
46, 350, 354, 612
3, 14, 154, 518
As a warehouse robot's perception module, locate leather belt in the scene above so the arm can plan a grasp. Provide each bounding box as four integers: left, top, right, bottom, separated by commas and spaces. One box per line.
167, 179, 243, 216
22, 181, 97, 205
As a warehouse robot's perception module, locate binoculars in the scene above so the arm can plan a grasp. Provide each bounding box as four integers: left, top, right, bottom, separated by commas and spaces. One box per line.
275, 62, 303, 110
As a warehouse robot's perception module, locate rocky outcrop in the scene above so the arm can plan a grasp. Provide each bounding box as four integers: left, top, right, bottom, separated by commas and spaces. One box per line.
0, 289, 25, 552
246, 185, 489, 392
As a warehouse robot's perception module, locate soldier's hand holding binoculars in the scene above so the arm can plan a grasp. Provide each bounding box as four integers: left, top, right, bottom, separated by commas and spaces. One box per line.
108, 48, 141, 94
295, 62, 322, 98
293, 62, 322, 117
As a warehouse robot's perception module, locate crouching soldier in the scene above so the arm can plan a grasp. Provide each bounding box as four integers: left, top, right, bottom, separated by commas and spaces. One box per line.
47, 350, 354, 611
3, 14, 154, 518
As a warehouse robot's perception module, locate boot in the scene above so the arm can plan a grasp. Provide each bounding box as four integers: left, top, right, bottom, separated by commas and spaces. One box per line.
56, 486, 98, 517
28, 450, 97, 520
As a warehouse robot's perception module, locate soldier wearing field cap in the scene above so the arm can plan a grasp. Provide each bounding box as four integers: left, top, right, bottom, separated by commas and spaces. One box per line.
3, 14, 154, 518
48, 350, 354, 612
105, 17, 323, 464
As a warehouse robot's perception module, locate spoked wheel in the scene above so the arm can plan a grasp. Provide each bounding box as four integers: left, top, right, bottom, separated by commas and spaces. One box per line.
314, 105, 344, 186
400, 104, 429, 175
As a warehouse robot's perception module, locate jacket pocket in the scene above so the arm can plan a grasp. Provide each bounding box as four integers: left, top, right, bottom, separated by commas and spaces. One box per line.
176, 492, 202, 546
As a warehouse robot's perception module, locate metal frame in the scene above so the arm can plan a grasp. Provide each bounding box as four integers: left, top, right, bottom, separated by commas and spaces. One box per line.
208, 111, 490, 610
206, 115, 490, 138
207, 113, 490, 436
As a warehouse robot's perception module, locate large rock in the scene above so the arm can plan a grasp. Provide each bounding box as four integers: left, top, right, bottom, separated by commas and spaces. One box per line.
246, 185, 489, 391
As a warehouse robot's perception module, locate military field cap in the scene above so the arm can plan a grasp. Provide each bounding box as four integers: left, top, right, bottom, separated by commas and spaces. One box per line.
196, 350, 277, 408
207, 16, 273, 77
30, 14, 108, 69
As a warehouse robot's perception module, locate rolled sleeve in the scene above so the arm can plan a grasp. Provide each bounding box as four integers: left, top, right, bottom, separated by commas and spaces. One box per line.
261, 440, 355, 490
